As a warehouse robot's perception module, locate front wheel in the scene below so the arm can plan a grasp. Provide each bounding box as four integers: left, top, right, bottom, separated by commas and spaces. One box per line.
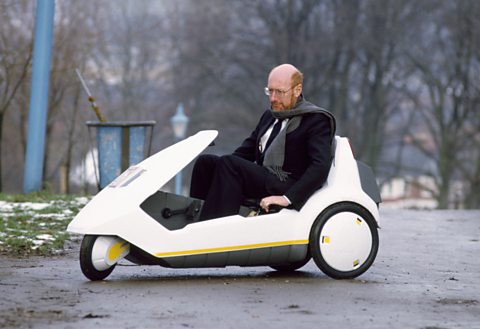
310, 202, 379, 279
80, 235, 127, 281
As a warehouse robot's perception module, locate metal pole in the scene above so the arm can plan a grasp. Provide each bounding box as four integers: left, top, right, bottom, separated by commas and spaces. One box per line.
23, 0, 56, 193
175, 140, 182, 195
171, 104, 188, 195
175, 168, 182, 195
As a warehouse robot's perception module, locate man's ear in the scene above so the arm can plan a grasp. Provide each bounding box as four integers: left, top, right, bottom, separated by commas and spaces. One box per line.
294, 84, 303, 98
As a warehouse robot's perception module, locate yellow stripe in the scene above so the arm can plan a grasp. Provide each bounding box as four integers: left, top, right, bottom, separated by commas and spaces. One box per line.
154, 239, 309, 258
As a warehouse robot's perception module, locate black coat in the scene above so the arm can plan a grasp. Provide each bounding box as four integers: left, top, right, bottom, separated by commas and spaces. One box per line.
233, 109, 334, 210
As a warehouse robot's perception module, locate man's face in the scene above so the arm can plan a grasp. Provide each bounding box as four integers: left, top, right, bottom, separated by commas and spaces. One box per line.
267, 75, 299, 111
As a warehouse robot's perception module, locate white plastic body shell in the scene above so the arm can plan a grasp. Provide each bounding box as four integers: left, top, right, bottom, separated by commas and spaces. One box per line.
67, 130, 379, 261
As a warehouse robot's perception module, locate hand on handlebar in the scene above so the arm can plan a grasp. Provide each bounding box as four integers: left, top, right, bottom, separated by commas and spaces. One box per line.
259, 195, 289, 213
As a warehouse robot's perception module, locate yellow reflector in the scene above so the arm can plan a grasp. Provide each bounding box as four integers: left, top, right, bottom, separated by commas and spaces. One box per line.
108, 241, 129, 262
353, 259, 360, 267
322, 236, 330, 244
356, 218, 362, 225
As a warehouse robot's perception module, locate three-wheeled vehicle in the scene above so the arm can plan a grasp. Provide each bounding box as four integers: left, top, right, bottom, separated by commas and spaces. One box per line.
67, 130, 381, 281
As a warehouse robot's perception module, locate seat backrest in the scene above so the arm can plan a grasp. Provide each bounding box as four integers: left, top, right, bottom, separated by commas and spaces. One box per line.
325, 136, 357, 186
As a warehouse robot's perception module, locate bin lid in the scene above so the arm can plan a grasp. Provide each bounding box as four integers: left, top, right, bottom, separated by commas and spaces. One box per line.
86, 121, 156, 127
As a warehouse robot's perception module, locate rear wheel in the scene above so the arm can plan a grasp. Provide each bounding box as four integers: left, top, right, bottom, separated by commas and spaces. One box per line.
80, 235, 116, 281
310, 202, 379, 279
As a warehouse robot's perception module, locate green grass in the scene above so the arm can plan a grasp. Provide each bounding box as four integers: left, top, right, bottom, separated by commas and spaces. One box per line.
0, 191, 80, 203
0, 193, 89, 256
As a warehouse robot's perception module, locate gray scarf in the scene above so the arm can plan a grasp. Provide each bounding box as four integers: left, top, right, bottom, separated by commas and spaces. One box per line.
263, 97, 335, 181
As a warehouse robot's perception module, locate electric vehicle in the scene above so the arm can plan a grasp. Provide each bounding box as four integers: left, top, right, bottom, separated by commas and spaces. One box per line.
67, 130, 381, 281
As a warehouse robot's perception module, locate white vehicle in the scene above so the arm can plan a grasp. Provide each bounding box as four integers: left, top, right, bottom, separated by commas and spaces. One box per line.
67, 130, 381, 281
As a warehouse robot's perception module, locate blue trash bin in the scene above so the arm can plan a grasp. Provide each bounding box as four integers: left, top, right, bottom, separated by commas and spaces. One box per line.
86, 121, 156, 189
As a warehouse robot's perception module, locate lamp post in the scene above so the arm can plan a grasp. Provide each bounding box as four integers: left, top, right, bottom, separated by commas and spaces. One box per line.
170, 103, 189, 195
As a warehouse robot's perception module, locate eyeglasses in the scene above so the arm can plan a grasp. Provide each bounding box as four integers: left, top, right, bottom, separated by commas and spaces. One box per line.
264, 86, 295, 97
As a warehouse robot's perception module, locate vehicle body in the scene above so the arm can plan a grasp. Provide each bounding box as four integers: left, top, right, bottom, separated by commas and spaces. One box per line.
67, 130, 382, 281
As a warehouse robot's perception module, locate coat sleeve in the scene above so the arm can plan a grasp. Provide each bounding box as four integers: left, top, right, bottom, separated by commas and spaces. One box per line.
284, 114, 333, 210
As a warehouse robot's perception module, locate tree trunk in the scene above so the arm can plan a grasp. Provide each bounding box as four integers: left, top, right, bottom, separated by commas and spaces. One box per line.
463, 152, 480, 208
0, 113, 4, 192
64, 82, 82, 194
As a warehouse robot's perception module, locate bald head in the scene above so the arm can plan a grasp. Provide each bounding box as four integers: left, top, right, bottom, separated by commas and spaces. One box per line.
267, 64, 303, 111
268, 64, 303, 86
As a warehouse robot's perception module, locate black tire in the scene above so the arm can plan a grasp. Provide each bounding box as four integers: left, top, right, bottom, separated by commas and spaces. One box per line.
80, 235, 116, 281
310, 202, 379, 279
270, 254, 311, 272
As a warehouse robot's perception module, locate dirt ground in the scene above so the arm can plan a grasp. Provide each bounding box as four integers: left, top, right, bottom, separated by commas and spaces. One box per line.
0, 209, 479, 329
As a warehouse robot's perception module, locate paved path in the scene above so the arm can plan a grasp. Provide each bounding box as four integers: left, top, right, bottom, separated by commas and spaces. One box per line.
0, 209, 479, 328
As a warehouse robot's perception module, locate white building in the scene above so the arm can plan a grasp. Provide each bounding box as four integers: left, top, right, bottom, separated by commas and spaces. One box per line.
380, 176, 438, 209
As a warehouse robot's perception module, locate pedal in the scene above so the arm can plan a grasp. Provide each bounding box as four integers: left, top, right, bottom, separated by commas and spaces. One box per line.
162, 200, 202, 220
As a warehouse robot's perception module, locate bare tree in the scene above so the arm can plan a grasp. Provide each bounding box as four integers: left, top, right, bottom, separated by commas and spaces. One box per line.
407, 1, 480, 208
0, 0, 34, 191
34, 1, 106, 191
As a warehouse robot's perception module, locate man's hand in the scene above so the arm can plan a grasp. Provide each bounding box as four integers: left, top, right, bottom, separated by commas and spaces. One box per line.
260, 195, 289, 212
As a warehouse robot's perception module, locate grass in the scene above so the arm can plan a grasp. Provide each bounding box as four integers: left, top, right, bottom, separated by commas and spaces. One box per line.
0, 191, 81, 203
0, 192, 89, 256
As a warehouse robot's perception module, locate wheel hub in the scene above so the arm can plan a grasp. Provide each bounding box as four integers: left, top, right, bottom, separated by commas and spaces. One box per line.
319, 211, 373, 272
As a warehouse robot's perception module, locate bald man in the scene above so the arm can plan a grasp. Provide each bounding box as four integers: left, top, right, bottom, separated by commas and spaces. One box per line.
190, 64, 336, 220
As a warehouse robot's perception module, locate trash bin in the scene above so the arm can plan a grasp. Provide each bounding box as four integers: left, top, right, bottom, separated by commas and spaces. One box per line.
86, 121, 156, 189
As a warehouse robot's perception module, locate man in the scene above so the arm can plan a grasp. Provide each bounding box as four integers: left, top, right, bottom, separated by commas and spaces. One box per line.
190, 64, 335, 220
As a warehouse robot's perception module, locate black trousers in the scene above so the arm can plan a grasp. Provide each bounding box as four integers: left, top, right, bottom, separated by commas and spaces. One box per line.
190, 154, 294, 220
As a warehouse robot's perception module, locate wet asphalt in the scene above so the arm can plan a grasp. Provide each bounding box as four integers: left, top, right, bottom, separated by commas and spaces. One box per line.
0, 209, 479, 329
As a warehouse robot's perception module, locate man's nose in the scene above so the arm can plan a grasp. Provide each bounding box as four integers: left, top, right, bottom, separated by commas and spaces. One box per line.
269, 93, 278, 102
